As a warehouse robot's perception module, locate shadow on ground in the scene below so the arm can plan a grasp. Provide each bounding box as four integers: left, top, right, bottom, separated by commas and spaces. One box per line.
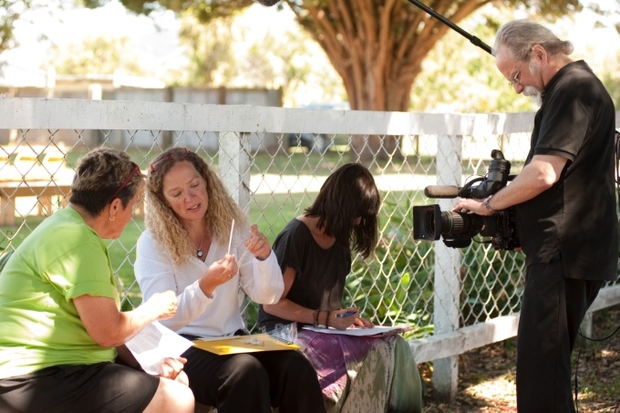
420, 305, 620, 413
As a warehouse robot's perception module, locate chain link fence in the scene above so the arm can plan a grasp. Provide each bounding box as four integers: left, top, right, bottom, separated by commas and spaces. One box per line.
1, 99, 619, 372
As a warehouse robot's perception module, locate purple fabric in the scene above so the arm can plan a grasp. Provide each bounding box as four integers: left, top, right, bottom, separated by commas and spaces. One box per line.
296, 330, 378, 402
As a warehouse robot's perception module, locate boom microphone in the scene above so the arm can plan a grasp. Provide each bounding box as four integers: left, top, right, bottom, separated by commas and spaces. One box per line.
424, 185, 460, 198
406, 0, 493, 55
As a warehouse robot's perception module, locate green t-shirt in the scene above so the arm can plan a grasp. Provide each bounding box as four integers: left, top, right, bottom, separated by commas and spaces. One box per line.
0, 207, 119, 379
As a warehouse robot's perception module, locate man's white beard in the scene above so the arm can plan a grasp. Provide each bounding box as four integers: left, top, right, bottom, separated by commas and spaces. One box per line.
523, 62, 543, 106
523, 86, 543, 106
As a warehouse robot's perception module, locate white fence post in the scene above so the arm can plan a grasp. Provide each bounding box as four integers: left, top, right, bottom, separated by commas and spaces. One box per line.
218, 132, 251, 214
432, 132, 463, 402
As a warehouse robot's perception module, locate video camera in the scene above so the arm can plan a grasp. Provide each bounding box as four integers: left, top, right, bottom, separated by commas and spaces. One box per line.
412, 149, 520, 250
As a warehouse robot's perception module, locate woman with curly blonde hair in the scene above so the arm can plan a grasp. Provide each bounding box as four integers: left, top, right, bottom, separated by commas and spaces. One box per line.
135, 147, 324, 413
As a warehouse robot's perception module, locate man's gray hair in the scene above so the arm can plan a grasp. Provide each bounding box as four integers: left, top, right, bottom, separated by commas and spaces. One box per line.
493, 19, 574, 60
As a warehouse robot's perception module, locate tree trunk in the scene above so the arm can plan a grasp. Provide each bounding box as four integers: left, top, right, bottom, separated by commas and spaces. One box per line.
287, 0, 490, 161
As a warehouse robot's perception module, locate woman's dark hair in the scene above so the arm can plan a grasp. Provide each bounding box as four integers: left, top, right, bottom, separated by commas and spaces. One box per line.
305, 163, 381, 258
69, 147, 143, 217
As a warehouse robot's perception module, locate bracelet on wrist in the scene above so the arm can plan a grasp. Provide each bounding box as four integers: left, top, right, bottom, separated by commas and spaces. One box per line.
313, 309, 320, 327
483, 196, 496, 213
325, 310, 331, 328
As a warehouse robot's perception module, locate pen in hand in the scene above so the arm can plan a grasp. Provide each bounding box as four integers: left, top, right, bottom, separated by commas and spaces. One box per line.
335, 310, 357, 318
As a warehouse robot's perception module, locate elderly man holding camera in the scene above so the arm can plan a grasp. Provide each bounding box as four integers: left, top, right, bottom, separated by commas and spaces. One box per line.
453, 20, 618, 413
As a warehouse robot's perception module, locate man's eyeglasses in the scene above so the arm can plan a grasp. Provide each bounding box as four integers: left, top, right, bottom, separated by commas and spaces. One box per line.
111, 162, 140, 201
150, 148, 190, 172
508, 62, 524, 87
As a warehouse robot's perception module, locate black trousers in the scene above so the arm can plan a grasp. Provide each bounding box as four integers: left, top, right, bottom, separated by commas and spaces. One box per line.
181, 343, 326, 413
516, 256, 603, 413
0, 362, 159, 413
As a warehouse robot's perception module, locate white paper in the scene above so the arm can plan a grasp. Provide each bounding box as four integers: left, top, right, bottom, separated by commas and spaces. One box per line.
302, 325, 406, 337
125, 321, 194, 375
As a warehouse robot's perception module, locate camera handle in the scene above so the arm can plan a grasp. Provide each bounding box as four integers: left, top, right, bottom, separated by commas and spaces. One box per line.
406, 0, 493, 56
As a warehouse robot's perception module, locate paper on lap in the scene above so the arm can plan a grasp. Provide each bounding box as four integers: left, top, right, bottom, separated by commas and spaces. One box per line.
125, 321, 194, 375
302, 325, 410, 337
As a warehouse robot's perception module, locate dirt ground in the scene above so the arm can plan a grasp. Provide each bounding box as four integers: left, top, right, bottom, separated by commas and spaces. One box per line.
420, 305, 620, 413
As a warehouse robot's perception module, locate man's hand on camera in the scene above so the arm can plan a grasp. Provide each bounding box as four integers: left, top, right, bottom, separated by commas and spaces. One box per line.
453, 198, 494, 216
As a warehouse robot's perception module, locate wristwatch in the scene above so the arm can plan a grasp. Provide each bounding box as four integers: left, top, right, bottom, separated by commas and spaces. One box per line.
483, 196, 496, 213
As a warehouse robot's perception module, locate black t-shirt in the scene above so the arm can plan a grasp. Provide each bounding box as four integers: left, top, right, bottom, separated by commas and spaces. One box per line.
516, 60, 618, 281
258, 219, 352, 331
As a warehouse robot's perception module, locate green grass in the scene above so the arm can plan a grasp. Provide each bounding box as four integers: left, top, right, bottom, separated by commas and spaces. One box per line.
64, 147, 433, 177
247, 192, 315, 241
0, 216, 47, 250
250, 150, 434, 176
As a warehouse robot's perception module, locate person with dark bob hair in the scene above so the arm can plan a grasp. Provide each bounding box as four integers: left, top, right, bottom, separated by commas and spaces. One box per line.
259, 163, 423, 412
0, 147, 194, 413
134, 147, 325, 413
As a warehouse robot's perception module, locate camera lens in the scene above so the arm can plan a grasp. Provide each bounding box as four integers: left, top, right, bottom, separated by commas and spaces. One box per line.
423, 210, 437, 238
441, 211, 465, 236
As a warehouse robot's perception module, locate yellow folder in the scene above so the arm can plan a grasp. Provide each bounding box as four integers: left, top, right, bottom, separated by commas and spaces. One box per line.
192, 333, 301, 355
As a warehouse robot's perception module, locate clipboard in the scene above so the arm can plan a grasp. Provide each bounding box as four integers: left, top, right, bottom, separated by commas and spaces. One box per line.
302, 325, 410, 337
192, 333, 301, 355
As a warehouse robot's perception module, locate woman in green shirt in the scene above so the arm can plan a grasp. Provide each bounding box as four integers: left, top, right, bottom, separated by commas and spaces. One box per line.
0, 148, 194, 413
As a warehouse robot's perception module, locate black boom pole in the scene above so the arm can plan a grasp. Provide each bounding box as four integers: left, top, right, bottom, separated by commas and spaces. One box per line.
406, 0, 494, 56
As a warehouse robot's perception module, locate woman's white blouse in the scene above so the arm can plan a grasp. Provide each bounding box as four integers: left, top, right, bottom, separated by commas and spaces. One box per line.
135, 228, 284, 338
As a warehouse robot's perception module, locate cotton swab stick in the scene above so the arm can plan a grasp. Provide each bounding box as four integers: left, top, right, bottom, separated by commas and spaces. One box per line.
227, 219, 235, 255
